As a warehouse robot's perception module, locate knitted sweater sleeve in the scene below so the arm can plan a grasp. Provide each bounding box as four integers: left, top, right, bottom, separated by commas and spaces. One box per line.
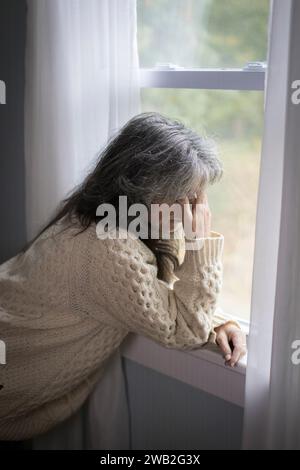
89, 229, 226, 350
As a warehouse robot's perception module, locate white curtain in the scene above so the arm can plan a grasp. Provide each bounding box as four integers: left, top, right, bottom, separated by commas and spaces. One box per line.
25, 0, 140, 240
25, 0, 140, 449
243, 0, 300, 450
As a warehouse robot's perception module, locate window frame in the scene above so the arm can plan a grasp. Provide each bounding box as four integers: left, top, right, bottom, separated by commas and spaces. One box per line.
140, 66, 265, 91
125, 65, 262, 403
128, 11, 269, 401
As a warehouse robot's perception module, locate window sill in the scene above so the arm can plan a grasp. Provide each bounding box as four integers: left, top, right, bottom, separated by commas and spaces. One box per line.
121, 323, 247, 407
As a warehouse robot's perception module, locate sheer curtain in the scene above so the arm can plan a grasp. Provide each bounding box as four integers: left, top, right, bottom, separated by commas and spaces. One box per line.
25, 0, 140, 239
243, 0, 300, 450
25, 0, 140, 449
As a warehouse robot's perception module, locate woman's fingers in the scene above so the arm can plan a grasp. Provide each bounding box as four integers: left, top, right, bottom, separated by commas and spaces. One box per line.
168, 196, 188, 235
216, 331, 232, 362
178, 196, 194, 238
215, 326, 247, 367
177, 192, 211, 238
195, 192, 211, 237
229, 331, 247, 367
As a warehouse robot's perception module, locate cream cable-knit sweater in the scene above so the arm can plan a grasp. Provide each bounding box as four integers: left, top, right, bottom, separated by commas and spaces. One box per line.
0, 218, 227, 440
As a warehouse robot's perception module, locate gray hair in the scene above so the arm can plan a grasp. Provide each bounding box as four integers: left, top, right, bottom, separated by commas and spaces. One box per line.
97, 111, 223, 208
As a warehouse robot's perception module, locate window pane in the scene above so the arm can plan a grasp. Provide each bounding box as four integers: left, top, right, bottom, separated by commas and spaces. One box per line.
141, 88, 263, 320
137, 0, 269, 68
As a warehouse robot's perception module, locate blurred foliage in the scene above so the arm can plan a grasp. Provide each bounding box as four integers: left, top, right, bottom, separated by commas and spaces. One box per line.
137, 0, 269, 68
140, 89, 263, 318
139, 88, 264, 140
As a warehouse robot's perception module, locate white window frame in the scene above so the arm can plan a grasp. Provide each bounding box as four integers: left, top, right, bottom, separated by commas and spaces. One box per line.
121, 63, 266, 406
139, 63, 265, 336
140, 66, 265, 91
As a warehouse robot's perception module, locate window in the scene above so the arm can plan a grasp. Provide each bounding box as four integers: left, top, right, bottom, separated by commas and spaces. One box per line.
137, 0, 270, 321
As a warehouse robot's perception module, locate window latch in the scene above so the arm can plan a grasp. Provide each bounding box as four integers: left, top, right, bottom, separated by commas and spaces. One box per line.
153, 62, 184, 71
243, 61, 267, 71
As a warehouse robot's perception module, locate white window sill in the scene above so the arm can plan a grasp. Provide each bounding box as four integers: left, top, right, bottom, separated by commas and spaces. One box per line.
121, 320, 248, 408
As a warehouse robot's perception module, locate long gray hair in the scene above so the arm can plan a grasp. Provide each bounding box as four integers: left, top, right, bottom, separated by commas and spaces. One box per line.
24, 111, 223, 282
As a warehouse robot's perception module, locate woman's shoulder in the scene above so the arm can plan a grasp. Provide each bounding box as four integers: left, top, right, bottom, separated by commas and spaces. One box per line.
88, 223, 156, 262
69, 223, 158, 309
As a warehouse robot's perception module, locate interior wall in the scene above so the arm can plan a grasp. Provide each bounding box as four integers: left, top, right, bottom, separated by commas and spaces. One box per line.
0, 0, 27, 449
123, 358, 243, 450
0, 0, 27, 263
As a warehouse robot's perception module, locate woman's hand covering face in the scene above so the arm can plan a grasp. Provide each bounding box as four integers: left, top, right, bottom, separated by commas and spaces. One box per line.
177, 192, 211, 239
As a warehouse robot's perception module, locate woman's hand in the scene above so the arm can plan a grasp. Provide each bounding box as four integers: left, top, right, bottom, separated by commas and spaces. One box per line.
214, 321, 247, 367
178, 192, 211, 239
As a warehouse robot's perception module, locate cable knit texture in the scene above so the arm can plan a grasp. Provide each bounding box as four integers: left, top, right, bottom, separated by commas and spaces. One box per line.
0, 218, 226, 440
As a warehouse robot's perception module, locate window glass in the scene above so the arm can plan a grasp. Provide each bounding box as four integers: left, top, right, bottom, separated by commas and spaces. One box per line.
140, 88, 264, 320
137, 0, 269, 68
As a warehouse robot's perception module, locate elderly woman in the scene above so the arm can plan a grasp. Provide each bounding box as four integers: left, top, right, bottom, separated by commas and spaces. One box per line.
0, 112, 246, 441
